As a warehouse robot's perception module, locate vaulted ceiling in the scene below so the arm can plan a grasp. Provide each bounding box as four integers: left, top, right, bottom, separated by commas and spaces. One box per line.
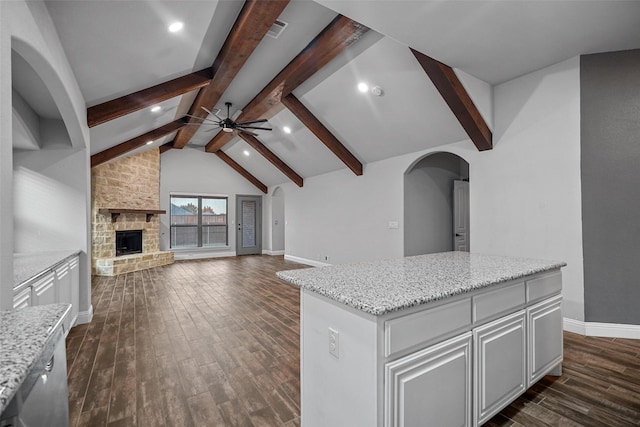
32, 0, 640, 191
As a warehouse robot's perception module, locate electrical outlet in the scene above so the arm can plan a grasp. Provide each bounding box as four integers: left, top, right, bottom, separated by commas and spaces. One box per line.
328, 328, 339, 358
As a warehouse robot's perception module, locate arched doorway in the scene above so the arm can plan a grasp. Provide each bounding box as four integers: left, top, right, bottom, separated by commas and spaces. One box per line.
271, 186, 285, 254
403, 152, 469, 256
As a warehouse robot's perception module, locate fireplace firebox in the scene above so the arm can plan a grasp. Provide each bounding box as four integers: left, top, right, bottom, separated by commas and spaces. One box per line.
116, 230, 143, 256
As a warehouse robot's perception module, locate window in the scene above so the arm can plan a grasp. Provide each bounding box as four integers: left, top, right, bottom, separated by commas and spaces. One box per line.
170, 195, 228, 248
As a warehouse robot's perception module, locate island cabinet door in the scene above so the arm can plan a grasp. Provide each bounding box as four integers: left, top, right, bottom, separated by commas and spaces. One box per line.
527, 295, 563, 384
385, 332, 472, 427
474, 310, 527, 425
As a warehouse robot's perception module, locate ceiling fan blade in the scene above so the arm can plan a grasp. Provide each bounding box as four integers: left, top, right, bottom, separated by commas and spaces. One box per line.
235, 118, 268, 125
238, 125, 272, 131
201, 106, 223, 121
184, 113, 221, 124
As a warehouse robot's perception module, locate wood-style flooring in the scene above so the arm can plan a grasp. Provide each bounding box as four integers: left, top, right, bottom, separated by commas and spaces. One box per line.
66, 255, 640, 426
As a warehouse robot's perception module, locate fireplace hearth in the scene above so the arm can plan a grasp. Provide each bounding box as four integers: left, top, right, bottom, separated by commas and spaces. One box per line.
116, 230, 143, 256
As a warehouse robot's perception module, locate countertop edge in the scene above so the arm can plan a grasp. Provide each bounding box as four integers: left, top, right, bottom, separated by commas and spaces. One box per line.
13, 250, 82, 289
276, 253, 566, 316
0, 304, 72, 414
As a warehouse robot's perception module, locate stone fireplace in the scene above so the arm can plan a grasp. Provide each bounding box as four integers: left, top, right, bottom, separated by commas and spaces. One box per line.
91, 148, 173, 275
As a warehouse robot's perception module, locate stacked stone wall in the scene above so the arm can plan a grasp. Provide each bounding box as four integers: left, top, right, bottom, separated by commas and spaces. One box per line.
91, 149, 173, 275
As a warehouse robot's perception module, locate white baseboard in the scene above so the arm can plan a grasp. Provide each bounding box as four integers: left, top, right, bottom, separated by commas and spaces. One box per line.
174, 250, 236, 260
262, 250, 285, 256
76, 304, 93, 325
284, 254, 330, 267
564, 317, 640, 339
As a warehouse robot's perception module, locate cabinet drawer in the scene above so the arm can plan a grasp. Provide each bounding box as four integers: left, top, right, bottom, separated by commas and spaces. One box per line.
526, 271, 562, 303
385, 298, 472, 357
473, 282, 525, 324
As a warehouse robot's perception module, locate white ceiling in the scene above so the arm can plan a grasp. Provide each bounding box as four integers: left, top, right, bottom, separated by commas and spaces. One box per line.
22, 0, 639, 187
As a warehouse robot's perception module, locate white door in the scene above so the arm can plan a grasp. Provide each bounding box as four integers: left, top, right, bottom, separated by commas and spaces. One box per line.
236, 195, 262, 255
453, 180, 470, 251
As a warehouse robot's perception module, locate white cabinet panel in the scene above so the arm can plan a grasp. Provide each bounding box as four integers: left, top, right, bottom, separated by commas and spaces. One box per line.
528, 295, 563, 384
385, 332, 472, 427
473, 282, 525, 323
385, 298, 472, 357
474, 310, 527, 425
526, 272, 562, 303
69, 256, 80, 326
32, 272, 56, 306
13, 287, 32, 309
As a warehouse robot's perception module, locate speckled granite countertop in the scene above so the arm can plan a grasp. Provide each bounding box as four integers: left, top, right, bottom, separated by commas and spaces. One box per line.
0, 303, 71, 414
277, 252, 566, 316
14, 250, 80, 288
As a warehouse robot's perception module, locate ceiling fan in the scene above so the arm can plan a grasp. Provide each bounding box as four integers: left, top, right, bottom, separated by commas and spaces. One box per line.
186, 102, 272, 136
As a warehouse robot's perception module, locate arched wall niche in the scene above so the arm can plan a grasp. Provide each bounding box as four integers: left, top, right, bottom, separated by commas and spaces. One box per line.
403, 151, 470, 256
11, 36, 87, 149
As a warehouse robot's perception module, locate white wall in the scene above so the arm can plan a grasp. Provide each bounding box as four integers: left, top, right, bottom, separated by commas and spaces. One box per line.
0, 1, 91, 311
14, 147, 88, 253
159, 146, 267, 258
468, 57, 584, 321
276, 56, 584, 322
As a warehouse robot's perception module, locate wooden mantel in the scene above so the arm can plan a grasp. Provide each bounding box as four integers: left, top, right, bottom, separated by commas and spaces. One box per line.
98, 208, 166, 223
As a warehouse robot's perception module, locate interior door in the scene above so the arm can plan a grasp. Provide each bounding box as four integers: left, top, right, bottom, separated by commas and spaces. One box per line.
236, 195, 262, 255
453, 180, 470, 251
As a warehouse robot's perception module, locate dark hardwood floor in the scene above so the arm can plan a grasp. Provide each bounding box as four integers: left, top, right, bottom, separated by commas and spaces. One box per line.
66, 256, 640, 426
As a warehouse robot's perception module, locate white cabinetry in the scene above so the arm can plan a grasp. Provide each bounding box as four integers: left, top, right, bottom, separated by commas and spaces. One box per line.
300, 269, 563, 427
32, 272, 56, 306
69, 256, 80, 325
13, 287, 32, 309
385, 332, 472, 427
474, 311, 527, 425
12, 254, 80, 332
528, 295, 563, 383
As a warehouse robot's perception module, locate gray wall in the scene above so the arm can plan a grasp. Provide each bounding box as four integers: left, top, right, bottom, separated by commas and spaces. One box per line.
404, 152, 468, 256
581, 49, 640, 324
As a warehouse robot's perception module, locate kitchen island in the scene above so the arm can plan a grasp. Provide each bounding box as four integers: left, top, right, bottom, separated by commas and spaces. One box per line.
277, 252, 566, 427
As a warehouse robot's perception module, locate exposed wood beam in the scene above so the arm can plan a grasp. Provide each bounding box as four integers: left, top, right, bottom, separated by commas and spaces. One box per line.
281, 94, 362, 176
205, 15, 369, 153
172, 0, 290, 149
86, 69, 213, 128
410, 49, 492, 151
159, 142, 174, 154
91, 119, 186, 167
237, 133, 303, 187
215, 151, 268, 194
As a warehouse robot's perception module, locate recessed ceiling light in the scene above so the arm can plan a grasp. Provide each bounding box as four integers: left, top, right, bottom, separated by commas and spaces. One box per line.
283, 126, 291, 134
357, 82, 369, 93
146, 140, 154, 145
150, 105, 161, 113
168, 22, 183, 33
243, 150, 250, 156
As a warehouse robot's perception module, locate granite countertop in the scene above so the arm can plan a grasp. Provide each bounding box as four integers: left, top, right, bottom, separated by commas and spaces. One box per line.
0, 303, 71, 414
276, 252, 567, 316
14, 250, 80, 288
